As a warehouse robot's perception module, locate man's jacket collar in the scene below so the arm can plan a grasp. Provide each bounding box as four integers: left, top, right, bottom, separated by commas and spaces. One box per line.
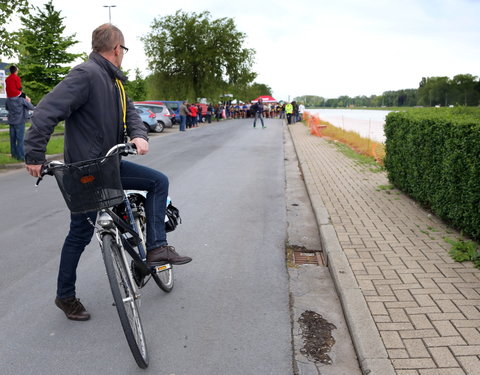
89, 51, 127, 82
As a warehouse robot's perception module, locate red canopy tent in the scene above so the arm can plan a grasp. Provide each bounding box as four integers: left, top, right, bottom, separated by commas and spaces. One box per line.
251, 95, 277, 103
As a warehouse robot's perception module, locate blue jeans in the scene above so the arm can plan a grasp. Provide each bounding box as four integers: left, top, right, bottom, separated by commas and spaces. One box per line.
56, 160, 169, 299
9, 123, 25, 160
253, 113, 264, 127
179, 115, 186, 131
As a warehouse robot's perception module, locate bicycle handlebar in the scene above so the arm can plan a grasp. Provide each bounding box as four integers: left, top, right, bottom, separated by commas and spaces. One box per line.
35, 143, 137, 186
106, 143, 137, 157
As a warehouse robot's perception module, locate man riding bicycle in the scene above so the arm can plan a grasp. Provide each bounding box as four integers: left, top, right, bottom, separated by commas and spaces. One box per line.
24, 24, 192, 322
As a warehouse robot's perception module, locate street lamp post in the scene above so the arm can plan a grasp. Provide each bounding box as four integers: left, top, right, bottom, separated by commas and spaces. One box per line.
103, 5, 116, 23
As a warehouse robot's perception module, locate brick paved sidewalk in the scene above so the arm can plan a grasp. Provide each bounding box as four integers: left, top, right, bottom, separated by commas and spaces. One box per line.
289, 122, 480, 375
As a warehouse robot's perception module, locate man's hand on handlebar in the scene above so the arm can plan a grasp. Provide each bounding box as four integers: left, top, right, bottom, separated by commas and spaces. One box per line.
131, 138, 149, 155
26, 164, 42, 178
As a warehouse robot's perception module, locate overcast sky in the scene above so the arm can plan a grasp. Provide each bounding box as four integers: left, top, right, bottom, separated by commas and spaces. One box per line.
6, 0, 480, 101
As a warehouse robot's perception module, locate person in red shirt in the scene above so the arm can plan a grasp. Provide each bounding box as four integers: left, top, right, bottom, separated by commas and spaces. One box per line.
189, 104, 198, 128
6, 65, 23, 98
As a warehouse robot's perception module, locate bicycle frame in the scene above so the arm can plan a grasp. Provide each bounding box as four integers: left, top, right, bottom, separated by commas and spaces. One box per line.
95, 198, 150, 279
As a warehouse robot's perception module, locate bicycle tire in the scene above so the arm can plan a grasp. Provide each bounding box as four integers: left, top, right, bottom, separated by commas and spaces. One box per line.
102, 233, 149, 369
132, 198, 174, 293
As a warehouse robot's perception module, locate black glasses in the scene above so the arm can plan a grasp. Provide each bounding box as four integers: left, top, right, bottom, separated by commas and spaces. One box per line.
119, 45, 129, 54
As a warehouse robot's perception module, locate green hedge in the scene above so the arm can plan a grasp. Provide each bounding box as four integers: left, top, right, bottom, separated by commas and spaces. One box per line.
384, 108, 480, 240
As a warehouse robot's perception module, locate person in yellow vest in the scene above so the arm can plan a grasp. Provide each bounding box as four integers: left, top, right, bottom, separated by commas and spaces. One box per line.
285, 102, 293, 124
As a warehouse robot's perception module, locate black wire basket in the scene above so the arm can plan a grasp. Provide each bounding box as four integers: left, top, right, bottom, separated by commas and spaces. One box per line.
52, 154, 125, 214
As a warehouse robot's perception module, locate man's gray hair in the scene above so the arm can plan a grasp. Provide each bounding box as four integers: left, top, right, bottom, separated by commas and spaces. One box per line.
92, 24, 124, 53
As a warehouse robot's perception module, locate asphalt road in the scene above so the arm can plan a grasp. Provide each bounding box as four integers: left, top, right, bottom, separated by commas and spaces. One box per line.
0, 119, 292, 375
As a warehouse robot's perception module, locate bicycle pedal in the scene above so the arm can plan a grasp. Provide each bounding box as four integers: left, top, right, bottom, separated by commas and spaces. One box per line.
154, 264, 172, 273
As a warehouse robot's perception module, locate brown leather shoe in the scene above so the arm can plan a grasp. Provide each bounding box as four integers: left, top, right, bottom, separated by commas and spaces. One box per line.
147, 245, 192, 265
55, 296, 91, 321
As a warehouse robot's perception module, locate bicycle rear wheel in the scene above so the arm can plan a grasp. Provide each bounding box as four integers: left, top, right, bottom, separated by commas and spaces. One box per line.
131, 200, 174, 293
102, 233, 149, 369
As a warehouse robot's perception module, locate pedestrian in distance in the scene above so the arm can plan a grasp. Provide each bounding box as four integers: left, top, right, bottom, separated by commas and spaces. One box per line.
5, 94, 34, 161
292, 101, 299, 123
24, 23, 192, 322
285, 102, 293, 124
179, 100, 190, 131
279, 102, 286, 119
252, 98, 266, 129
206, 103, 213, 123
196, 104, 203, 124
215, 105, 222, 122
189, 104, 198, 128
298, 102, 305, 122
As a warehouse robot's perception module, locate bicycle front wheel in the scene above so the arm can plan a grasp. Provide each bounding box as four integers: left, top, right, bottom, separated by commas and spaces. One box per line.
102, 233, 149, 369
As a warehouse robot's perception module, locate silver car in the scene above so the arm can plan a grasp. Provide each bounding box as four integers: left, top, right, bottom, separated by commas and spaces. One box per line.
0, 98, 7, 124
134, 105, 163, 133
134, 102, 173, 130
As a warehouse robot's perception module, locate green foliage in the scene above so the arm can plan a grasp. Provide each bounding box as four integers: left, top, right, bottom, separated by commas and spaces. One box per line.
297, 74, 479, 108
418, 74, 480, 107
145, 71, 187, 100
142, 10, 257, 102
384, 107, 480, 240
15, 0, 81, 104
444, 237, 480, 267
124, 68, 147, 101
234, 82, 272, 103
0, 0, 30, 57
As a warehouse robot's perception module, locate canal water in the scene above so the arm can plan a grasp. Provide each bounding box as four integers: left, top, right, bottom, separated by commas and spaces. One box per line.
305, 109, 391, 143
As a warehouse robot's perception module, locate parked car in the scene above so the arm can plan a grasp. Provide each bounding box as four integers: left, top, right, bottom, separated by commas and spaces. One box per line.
0, 98, 8, 124
134, 105, 163, 133
134, 101, 173, 129
158, 100, 183, 124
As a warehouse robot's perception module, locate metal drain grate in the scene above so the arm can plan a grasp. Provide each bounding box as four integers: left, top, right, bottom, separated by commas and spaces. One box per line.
293, 250, 325, 266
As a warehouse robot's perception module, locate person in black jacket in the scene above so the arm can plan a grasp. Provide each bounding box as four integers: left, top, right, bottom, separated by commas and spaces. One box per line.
24, 24, 192, 321
252, 98, 266, 128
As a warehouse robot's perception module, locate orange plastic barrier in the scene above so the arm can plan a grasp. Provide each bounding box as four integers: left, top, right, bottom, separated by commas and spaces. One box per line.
309, 123, 327, 137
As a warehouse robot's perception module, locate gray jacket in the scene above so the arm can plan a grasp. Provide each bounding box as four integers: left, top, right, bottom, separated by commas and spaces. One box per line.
5, 97, 35, 125
179, 103, 190, 116
25, 52, 147, 164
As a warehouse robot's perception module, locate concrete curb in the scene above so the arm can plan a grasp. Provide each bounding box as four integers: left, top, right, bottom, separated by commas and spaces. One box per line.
287, 124, 396, 375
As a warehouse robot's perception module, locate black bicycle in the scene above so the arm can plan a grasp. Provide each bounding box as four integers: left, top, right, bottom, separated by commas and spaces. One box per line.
37, 143, 180, 369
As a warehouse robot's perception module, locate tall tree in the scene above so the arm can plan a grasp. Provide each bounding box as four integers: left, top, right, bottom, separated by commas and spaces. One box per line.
418, 76, 449, 106
452, 74, 479, 106
142, 10, 256, 102
16, 0, 81, 103
0, 0, 30, 58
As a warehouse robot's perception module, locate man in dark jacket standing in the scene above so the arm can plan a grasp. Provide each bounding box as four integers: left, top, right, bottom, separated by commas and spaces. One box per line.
5, 95, 34, 161
252, 98, 266, 129
24, 24, 192, 322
